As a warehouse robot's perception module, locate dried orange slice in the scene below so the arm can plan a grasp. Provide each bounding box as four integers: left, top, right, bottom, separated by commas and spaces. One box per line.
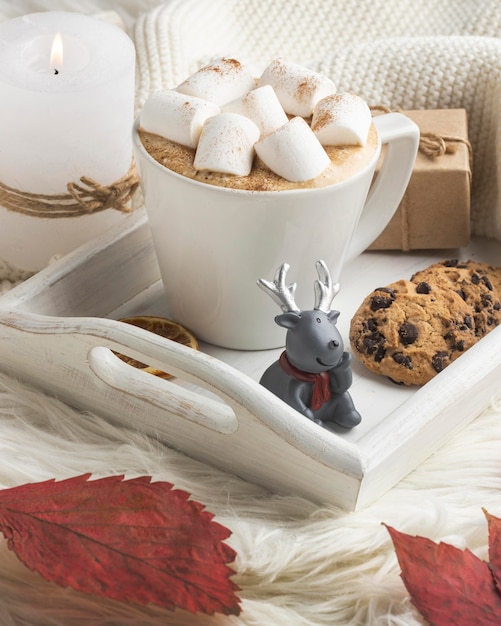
115, 315, 198, 379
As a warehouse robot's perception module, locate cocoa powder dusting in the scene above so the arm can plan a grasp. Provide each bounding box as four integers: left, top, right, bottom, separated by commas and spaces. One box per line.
201, 58, 242, 76
296, 77, 317, 103
311, 108, 333, 132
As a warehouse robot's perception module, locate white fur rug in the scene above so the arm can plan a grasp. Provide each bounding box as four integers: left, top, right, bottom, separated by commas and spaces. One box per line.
0, 369, 500, 625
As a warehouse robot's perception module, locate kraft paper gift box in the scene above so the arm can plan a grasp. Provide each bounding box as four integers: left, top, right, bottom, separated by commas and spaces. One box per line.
369, 109, 471, 251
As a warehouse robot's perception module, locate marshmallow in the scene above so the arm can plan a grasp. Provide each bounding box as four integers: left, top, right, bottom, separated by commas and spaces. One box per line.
258, 58, 336, 117
222, 85, 288, 137
255, 117, 330, 182
311, 92, 372, 146
193, 113, 260, 176
176, 58, 256, 106
140, 90, 220, 149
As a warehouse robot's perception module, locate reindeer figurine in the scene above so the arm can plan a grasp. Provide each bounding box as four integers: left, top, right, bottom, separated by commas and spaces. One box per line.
258, 260, 361, 429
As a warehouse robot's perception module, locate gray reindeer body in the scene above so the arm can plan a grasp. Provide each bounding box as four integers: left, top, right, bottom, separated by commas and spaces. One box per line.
258, 262, 361, 429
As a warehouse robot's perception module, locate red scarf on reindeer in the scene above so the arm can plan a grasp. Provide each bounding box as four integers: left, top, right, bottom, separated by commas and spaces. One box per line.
279, 351, 331, 411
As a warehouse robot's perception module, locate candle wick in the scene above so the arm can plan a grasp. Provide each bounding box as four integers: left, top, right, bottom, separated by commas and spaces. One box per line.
53, 68, 59, 75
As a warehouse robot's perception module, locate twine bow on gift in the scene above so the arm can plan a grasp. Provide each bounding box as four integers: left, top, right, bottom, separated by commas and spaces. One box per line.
0, 160, 140, 218
370, 105, 473, 170
418, 133, 460, 159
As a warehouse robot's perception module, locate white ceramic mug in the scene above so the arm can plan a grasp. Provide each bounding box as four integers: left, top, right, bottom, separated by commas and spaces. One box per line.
133, 112, 419, 350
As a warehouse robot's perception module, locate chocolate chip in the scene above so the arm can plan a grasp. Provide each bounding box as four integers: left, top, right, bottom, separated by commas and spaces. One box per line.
458, 316, 473, 331
481, 275, 494, 290
399, 322, 418, 345
415, 281, 431, 294
432, 351, 449, 373
443, 259, 459, 267
362, 331, 386, 355
392, 352, 413, 369
374, 346, 386, 363
445, 331, 465, 348
471, 272, 480, 285
456, 289, 466, 301
377, 287, 396, 295
361, 329, 387, 363
371, 289, 395, 311
367, 318, 378, 331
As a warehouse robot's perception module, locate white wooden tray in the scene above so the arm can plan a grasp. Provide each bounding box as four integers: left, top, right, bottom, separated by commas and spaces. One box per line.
0, 208, 500, 511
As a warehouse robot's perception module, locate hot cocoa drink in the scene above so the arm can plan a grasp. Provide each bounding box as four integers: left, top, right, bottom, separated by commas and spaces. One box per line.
139, 124, 378, 191
138, 57, 379, 192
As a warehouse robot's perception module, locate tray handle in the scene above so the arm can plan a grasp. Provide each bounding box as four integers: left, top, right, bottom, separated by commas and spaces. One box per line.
0, 310, 362, 478
88, 345, 239, 435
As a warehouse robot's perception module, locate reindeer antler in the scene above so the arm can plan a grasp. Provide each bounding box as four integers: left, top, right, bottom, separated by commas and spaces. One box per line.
313, 260, 340, 312
257, 262, 300, 312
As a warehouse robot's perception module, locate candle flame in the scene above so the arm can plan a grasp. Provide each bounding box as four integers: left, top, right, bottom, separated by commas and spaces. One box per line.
50, 32, 63, 73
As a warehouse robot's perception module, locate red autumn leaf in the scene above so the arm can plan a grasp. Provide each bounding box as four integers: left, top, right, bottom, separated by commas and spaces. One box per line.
0, 474, 240, 616
485, 509, 501, 593
385, 524, 501, 626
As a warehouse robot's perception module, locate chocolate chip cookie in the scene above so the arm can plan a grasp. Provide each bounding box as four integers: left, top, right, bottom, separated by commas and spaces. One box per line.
349, 279, 478, 385
410, 259, 501, 337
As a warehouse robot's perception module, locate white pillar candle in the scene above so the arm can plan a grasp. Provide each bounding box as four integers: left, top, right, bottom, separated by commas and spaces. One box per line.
0, 11, 136, 271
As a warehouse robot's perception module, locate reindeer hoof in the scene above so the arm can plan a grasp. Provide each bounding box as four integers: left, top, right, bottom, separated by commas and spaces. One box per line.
334, 409, 362, 429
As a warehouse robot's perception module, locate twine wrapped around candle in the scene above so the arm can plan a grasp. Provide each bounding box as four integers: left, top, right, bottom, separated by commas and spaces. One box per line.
0, 160, 139, 218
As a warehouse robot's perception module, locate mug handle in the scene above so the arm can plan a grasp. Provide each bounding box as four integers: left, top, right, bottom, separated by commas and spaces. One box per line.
346, 112, 420, 260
